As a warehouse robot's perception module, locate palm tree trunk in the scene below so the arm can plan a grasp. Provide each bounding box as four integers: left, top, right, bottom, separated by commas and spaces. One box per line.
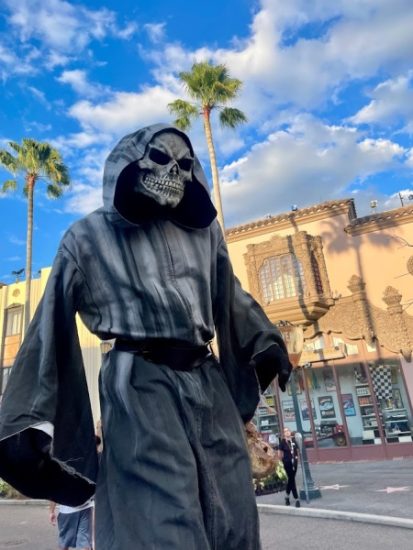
203, 110, 225, 232
24, 175, 35, 333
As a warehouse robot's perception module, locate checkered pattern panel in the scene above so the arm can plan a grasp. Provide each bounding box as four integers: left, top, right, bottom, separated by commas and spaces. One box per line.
370, 365, 393, 400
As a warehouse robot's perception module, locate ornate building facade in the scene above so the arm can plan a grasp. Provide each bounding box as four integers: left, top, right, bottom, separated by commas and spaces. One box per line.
227, 199, 413, 461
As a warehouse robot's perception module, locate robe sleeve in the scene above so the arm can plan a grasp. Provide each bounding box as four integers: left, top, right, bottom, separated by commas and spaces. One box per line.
213, 231, 290, 423
0, 244, 97, 505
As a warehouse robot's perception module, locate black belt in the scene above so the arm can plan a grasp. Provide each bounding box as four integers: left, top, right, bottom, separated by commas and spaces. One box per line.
114, 338, 213, 371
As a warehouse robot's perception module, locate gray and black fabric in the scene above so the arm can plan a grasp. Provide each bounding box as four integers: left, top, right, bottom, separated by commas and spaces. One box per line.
0, 123, 288, 549
96, 352, 259, 549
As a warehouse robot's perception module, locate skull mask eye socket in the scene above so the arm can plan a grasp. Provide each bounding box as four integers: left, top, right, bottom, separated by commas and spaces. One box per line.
149, 148, 170, 166
177, 158, 193, 171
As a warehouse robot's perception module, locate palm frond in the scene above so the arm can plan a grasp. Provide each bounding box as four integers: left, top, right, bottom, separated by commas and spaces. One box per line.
219, 107, 247, 129
1, 179, 17, 193
46, 183, 63, 198
0, 138, 70, 194
178, 61, 243, 108
0, 150, 19, 173
168, 99, 198, 130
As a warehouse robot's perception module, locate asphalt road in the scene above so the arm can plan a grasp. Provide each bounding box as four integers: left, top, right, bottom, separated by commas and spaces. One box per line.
0, 503, 412, 549
260, 512, 412, 550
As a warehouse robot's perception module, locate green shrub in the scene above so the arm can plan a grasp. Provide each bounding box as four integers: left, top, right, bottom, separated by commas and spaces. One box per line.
0, 478, 24, 499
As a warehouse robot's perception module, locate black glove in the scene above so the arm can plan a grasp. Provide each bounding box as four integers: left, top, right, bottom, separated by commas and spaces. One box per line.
252, 344, 293, 392
0, 429, 95, 506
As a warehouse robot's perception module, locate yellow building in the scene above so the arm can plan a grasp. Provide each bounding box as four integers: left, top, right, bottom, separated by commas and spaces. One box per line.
0, 268, 102, 423
227, 198, 413, 461
1, 198, 412, 462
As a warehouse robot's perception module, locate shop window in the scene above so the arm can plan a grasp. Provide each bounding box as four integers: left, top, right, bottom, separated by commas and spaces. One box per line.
337, 362, 413, 446
282, 370, 315, 448
337, 364, 376, 445
369, 362, 412, 444
259, 254, 305, 303
254, 386, 281, 447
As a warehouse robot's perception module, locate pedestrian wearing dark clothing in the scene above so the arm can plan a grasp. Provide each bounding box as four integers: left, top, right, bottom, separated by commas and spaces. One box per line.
279, 427, 300, 508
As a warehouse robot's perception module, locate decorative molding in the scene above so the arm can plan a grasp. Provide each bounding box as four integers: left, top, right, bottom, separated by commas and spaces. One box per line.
226, 199, 356, 243
305, 276, 413, 362
300, 345, 346, 365
344, 205, 413, 236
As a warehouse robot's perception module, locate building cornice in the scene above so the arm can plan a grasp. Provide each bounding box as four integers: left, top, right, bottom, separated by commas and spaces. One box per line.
226, 199, 356, 243
345, 205, 413, 236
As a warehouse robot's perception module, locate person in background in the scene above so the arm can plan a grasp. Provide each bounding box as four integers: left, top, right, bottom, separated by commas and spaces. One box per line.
278, 427, 300, 508
49, 497, 93, 550
49, 434, 101, 550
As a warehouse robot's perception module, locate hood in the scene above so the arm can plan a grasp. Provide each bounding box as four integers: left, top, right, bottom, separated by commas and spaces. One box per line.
103, 123, 217, 229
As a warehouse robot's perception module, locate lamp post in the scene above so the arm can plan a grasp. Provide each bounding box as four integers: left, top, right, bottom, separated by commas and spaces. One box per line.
276, 321, 321, 502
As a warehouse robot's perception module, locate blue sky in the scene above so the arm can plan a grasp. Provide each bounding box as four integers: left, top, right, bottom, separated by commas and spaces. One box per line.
1, 0, 413, 283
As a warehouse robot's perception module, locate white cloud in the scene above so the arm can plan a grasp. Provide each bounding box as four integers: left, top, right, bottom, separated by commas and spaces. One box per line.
144, 23, 166, 44
68, 86, 177, 134
64, 181, 103, 215
26, 121, 52, 133
45, 51, 71, 69
62, 147, 109, 215
51, 131, 113, 156
57, 69, 109, 98
220, 115, 406, 225
5, 0, 113, 51
8, 235, 26, 246
27, 86, 50, 107
117, 22, 139, 40
350, 72, 413, 130
6, 256, 22, 262
141, 0, 413, 123
0, 42, 38, 79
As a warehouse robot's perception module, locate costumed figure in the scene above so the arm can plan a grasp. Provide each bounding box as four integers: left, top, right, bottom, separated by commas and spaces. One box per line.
0, 124, 292, 549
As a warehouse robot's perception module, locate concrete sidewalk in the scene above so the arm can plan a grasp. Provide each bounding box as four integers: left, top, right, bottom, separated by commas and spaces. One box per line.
1, 457, 412, 529
256, 457, 413, 528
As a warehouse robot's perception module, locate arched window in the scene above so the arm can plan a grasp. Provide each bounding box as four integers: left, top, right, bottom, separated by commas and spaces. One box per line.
259, 254, 305, 303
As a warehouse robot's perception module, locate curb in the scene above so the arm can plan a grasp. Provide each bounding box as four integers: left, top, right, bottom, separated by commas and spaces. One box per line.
2, 499, 413, 530
257, 503, 413, 530
0, 499, 48, 506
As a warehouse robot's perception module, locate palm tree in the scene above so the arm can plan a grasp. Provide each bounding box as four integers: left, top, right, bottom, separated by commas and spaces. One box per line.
0, 139, 70, 331
168, 61, 247, 230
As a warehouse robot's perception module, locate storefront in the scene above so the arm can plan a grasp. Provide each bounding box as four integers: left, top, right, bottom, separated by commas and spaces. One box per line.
254, 335, 413, 462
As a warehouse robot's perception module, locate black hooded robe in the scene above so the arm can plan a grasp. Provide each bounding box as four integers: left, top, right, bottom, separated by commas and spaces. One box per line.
0, 124, 288, 550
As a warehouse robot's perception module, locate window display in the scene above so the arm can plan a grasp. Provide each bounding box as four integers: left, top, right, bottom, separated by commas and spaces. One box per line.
255, 386, 281, 446
372, 363, 412, 444
255, 356, 412, 453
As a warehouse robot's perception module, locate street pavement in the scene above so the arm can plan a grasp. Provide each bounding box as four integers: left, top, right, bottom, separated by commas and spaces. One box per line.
0, 502, 412, 550
1, 457, 412, 548
257, 457, 413, 524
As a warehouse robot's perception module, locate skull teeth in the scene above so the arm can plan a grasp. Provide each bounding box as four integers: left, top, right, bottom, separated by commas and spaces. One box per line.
143, 175, 184, 195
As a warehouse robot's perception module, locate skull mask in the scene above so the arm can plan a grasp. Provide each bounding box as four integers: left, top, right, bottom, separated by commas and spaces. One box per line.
135, 131, 194, 208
